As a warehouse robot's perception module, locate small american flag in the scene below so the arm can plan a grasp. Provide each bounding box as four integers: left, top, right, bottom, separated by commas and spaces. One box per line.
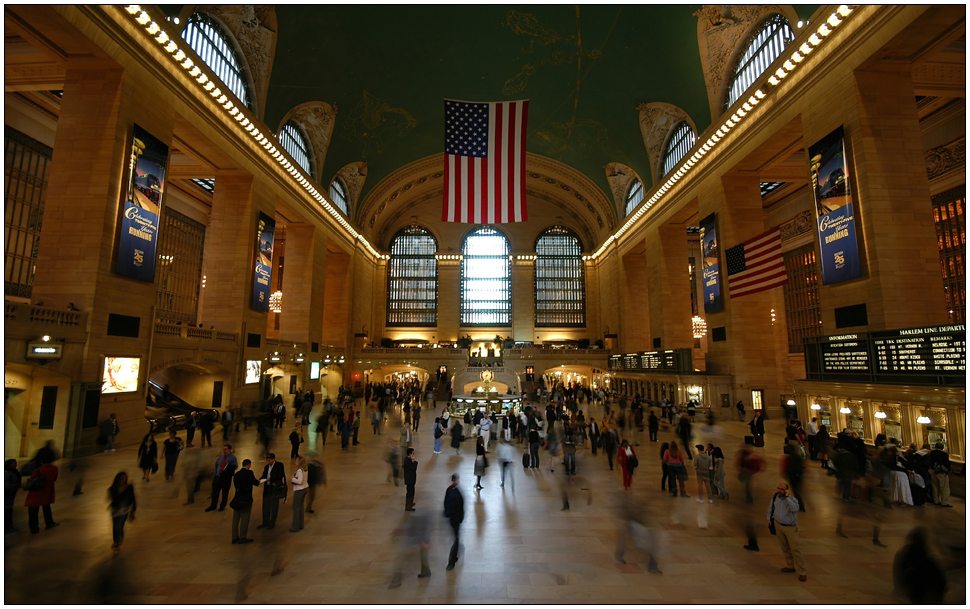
442, 99, 529, 223
725, 228, 788, 298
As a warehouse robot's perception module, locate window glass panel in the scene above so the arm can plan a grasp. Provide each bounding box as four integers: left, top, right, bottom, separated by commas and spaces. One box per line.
329, 179, 349, 215
4, 126, 52, 299
387, 226, 438, 326
461, 227, 511, 325
535, 226, 585, 327
661, 122, 696, 178
783, 244, 822, 353
280, 121, 314, 179
182, 13, 252, 110
625, 179, 644, 217
932, 186, 966, 323
726, 14, 794, 109
156, 208, 206, 324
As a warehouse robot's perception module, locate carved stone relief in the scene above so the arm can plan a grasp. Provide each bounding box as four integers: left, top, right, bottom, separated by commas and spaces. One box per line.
279, 102, 337, 182
603, 162, 637, 216
694, 5, 798, 123
925, 136, 966, 180
779, 210, 814, 242
191, 5, 278, 120
635, 102, 697, 184
335, 161, 367, 218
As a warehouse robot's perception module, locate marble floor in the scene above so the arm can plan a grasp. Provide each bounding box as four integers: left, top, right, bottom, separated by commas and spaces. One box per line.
4, 400, 965, 605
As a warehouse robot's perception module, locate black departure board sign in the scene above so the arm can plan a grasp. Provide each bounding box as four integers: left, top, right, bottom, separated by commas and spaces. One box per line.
609, 355, 622, 370
623, 354, 639, 369
640, 352, 663, 370
872, 325, 965, 373
804, 324, 965, 386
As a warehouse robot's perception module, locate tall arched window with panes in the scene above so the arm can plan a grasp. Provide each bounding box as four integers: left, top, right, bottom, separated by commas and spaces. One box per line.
386, 226, 438, 327
725, 14, 795, 110
660, 122, 696, 178
535, 226, 585, 327
182, 13, 254, 111
625, 178, 644, 217
461, 226, 511, 326
279, 121, 314, 180
329, 178, 349, 215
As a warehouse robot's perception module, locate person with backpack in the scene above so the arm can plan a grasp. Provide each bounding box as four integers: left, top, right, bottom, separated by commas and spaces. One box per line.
433, 418, 444, 454
23, 453, 58, 534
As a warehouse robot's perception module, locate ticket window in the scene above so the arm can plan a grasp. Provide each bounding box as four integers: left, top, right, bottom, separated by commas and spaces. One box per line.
879, 405, 902, 446
921, 408, 949, 451
686, 385, 703, 405
846, 401, 865, 439
814, 399, 833, 430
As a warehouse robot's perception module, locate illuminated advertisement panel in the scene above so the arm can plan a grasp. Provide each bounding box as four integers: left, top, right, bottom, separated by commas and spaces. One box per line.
699, 212, 722, 313
117, 124, 167, 282
102, 356, 141, 393
245, 360, 261, 384
252, 212, 275, 311
809, 126, 862, 285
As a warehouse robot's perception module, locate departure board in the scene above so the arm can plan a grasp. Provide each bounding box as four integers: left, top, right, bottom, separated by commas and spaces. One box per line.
623, 354, 639, 369
640, 352, 663, 370
872, 325, 965, 374
804, 324, 965, 386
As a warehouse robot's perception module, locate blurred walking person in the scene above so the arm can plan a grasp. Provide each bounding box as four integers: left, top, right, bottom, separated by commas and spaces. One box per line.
107, 472, 136, 552
136, 434, 157, 482
444, 474, 464, 571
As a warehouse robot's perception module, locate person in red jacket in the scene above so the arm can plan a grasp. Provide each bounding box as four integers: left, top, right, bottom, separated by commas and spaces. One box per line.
24, 458, 59, 534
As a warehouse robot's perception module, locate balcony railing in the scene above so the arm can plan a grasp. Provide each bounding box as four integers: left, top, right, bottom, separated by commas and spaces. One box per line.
154, 321, 238, 343
5, 302, 87, 330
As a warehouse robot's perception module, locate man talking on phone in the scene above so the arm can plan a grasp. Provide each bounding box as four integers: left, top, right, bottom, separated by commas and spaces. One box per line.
768, 481, 807, 581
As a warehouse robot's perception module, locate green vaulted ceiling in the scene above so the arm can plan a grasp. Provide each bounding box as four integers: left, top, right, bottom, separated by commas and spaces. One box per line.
165, 5, 818, 217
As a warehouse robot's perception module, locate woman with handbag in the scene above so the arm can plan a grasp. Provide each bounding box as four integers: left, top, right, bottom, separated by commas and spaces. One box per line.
137, 434, 158, 482
289, 457, 309, 532
473, 437, 487, 489
662, 442, 689, 497
617, 439, 638, 490
107, 471, 136, 551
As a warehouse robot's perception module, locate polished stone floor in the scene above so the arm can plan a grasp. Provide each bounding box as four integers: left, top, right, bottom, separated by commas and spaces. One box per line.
4, 400, 965, 605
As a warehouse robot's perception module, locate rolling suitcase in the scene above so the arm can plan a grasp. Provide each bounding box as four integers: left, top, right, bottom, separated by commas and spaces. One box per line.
522, 452, 530, 468
754, 435, 765, 447
744, 435, 755, 445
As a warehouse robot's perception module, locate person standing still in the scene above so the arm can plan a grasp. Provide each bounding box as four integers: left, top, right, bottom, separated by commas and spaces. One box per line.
289, 457, 308, 532
403, 448, 417, 511
928, 443, 952, 507
768, 481, 807, 581
443, 474, 464, 571
24, 456, 58, 534
257, 453, 286, 530
206, 444, 238, 512
230, 459, 259, 544
100, 414, 120, 452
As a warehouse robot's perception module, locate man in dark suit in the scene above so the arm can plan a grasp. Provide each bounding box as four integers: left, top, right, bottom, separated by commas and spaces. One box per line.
403, 448, 417, 511
205, 444, 238, 512
749, 412, 766, 447
443, 474, 464, 571
230, 459, 260, 544
256, 453, 286, 529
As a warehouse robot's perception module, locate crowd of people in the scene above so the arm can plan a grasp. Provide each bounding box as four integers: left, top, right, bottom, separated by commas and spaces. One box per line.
3, 378, 960, 603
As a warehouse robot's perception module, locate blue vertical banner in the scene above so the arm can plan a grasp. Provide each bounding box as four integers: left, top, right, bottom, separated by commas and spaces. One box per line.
809, 126, 862, 285
252, 212, 275, 312
700, 212, 723, 314
116, 124, 167, 282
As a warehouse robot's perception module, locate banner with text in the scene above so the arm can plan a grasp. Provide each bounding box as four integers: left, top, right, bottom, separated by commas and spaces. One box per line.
700, 212, 723, 313
252, 212, 275, 312
117, 124, 167, 282
809, 126, 862, 285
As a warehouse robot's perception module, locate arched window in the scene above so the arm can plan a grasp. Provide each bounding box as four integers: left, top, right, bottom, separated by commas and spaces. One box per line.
725, 14, 795, 110
182, 13, 253, 110
329, 178, 349, 215
279, 121, 314, 179
535, 226, 585, 327
660, 122, 696, 178
461, 226, 511, 326
387, 226, 438, 327
625, 178, 644, 216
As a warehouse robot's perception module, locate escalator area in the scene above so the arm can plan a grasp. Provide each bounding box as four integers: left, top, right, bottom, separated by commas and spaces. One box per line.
145, 380, 220, 434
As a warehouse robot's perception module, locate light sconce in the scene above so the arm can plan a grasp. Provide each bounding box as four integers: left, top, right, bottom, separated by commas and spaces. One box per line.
810, 403, 821, 411
839, 406, 851, 414
916, 415, 931, 425
269, 290, 282, 314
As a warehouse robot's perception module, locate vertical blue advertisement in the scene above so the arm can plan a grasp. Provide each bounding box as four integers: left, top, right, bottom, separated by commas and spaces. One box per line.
700, 213, 723, 314
809, 126, 862, 285
252, 212, 275, 312
117, 124, 167, 282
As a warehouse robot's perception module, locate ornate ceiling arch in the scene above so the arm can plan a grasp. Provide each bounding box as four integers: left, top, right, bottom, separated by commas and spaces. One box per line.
357, 153, 616, 253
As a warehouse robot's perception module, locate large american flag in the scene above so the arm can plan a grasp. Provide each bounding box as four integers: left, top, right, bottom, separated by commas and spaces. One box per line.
442, 99, 529, 223
725, 227, 788, 298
